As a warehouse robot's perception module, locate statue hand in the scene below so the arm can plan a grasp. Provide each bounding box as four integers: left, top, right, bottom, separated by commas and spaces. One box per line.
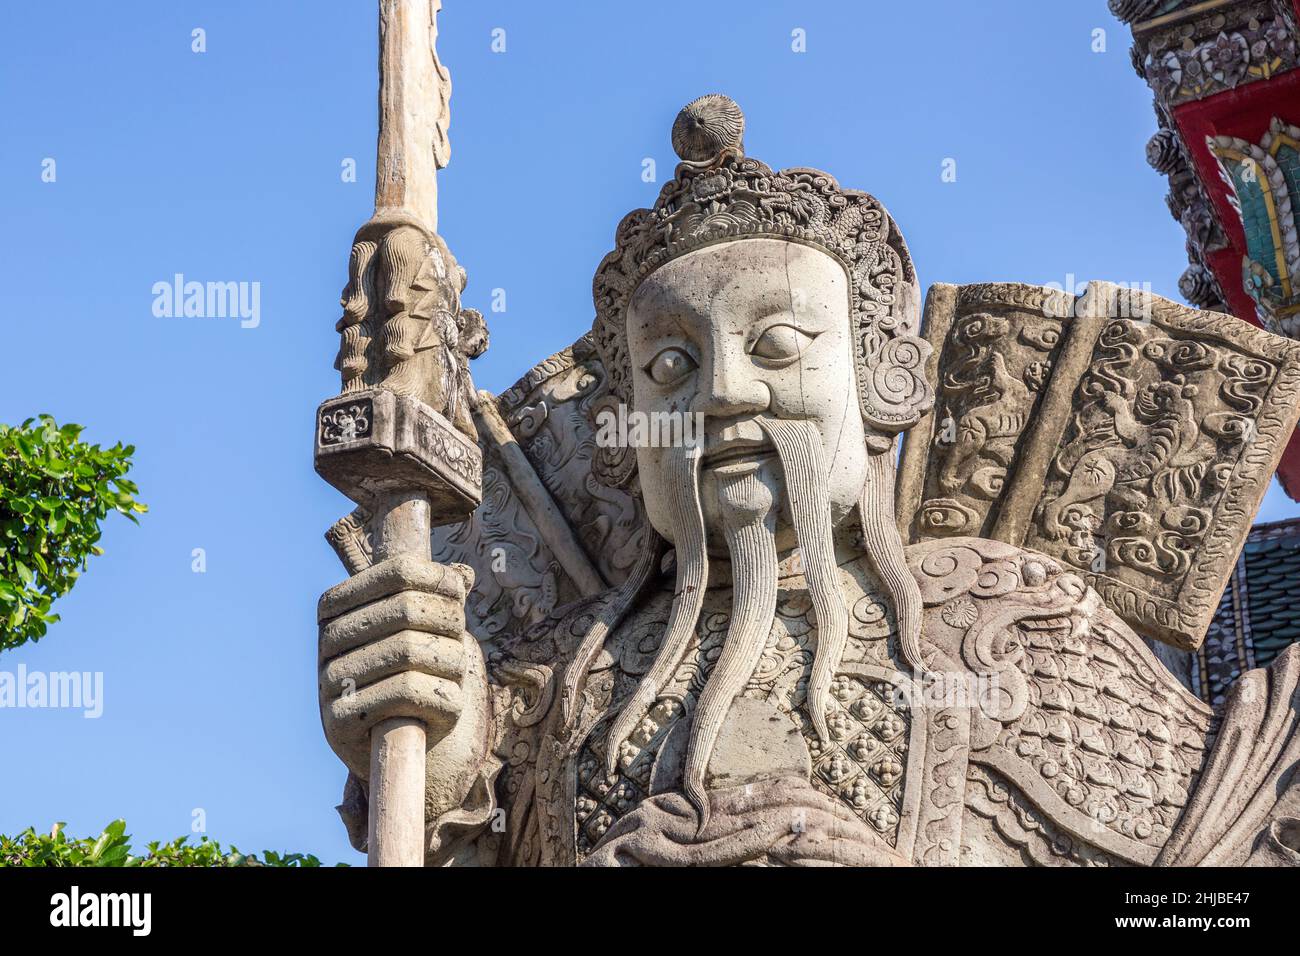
317, 555, 483, 783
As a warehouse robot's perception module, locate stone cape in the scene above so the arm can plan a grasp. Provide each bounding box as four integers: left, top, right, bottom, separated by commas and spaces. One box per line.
335, 536, 1300, 867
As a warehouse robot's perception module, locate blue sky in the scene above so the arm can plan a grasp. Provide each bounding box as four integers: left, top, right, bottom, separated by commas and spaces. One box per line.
2, 1, 1297, 864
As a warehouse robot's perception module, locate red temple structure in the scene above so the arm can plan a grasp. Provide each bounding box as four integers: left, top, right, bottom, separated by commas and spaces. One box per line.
1112, 0, 1300, 498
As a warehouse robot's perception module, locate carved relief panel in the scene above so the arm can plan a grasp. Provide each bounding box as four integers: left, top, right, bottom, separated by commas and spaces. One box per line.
901, 282, 1300, 650
903, 283, 1073, 541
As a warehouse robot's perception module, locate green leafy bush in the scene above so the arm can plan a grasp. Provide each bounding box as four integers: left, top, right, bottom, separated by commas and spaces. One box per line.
0, 821, 338, 867
0, 415, 146, 651
0, 421, 334, 867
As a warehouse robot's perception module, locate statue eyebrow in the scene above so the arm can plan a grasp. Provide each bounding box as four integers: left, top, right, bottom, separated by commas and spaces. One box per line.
746, 302, 826, 335
628, 305, 698, 356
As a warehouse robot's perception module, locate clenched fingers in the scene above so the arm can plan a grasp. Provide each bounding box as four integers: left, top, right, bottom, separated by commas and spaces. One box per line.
321, 629, 465, 699
325, 670, 463, 747
320, 590, 464, 658
318, 554, 471, 624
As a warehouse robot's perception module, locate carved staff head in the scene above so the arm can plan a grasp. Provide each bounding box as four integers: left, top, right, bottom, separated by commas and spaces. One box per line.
334, 212, 486, 439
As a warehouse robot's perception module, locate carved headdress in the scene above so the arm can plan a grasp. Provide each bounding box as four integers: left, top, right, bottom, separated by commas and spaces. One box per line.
591, 94, 934, 442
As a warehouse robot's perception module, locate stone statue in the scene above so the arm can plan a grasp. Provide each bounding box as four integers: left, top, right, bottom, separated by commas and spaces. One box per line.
318, 94, 1300, 866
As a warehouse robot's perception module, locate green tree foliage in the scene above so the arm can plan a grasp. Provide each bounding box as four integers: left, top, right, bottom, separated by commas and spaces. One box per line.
0, 821, 336, 867
0, 418, 340, 866
0, 415, 146, 651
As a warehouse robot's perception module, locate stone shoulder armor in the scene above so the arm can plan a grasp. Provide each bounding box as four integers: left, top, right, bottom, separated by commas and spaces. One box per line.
908, 536, 1216, 865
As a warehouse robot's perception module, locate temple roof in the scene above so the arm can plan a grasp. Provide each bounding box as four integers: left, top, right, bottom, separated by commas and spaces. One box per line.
1196, 516, 1300, 705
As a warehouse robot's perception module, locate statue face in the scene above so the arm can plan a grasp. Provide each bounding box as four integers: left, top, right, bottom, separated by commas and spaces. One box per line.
626, 237, 869, 553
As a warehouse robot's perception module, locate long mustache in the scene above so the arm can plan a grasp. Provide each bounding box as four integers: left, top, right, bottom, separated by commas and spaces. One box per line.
759, 417, 848, 752
861, 448, 923, 672
681, 470, 777, 831
603, 443, 708, 774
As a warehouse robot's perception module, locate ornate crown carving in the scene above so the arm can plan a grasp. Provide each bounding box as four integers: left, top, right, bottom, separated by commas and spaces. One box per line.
591, 95, 933, 443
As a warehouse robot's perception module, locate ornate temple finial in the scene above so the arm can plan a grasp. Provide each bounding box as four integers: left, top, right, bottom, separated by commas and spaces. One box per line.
1107, 0, 1162, 23
671, 94, 745, 164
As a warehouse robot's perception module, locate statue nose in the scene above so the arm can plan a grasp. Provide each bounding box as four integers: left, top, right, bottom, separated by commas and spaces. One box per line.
694, 351, 768, 417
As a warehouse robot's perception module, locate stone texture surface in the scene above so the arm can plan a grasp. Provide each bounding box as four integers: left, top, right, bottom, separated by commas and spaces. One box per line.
317, 94, 1300, 867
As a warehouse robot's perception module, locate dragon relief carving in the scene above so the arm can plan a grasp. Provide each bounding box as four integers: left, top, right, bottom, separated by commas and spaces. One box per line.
429, 336, 647, 642
910, 537, 1216, 865
919, 305, 1064, 539
1033, 321, 1271, 586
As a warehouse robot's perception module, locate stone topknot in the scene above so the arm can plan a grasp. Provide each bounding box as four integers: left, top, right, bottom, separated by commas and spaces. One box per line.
670, 94, 745, 164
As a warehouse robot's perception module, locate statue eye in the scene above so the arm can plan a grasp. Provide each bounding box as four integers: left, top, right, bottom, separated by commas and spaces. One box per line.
643, 346, 698, 385
750, 324, 816, 362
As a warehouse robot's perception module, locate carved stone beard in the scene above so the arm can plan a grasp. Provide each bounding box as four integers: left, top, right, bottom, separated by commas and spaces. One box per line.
760, 419, 850, 749
582, 415, 925, 836
681, 468, 779, 826
602, 420, 856, 826
603, 443, 709, 774
859, 449, 924, 673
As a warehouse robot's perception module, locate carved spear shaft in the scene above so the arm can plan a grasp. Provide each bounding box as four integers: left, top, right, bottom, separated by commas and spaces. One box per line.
314, 0, 458, 868
375, 0, 450, 231
367, 0, 456, 869
367, 493, 431, 869
363, 0, 449, 871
